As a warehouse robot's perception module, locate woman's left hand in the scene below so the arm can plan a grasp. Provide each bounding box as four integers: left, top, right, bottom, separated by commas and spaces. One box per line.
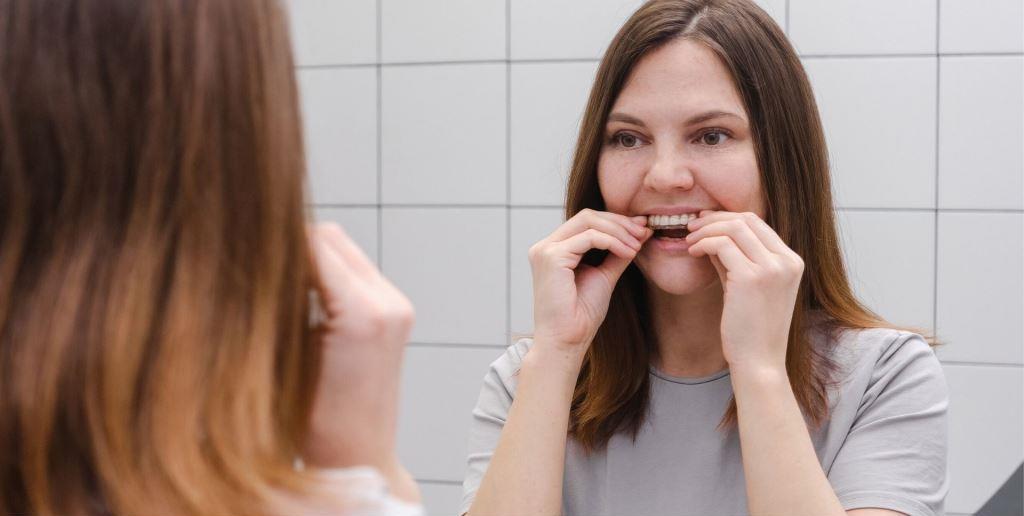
684, 210, 804, 374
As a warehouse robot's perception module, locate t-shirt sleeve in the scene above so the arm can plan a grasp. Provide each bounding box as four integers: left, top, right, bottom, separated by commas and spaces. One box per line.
313, 466, 426, 516
828, 331, 950, 516
460, 339, 532, 516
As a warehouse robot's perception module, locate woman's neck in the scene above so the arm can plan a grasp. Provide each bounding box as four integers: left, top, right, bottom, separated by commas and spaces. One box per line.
647, 280, 728, 378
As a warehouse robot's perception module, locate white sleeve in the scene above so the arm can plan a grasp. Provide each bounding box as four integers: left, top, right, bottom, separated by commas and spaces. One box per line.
319, 466, 426, 516
461, 339, 533, 515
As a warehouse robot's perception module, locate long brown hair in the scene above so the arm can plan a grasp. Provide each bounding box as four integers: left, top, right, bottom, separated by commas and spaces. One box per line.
565, 0, 940, 453
0, 0, 332, 513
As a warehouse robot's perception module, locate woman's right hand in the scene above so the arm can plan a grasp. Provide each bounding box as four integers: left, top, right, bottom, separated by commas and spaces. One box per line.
528, 209, 651, 354
303, 223, 418, 502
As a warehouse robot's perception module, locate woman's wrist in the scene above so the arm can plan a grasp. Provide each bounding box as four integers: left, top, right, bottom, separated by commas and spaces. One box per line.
523, 336, 587, 380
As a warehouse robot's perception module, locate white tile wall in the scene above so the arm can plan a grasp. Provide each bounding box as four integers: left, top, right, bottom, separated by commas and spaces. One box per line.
381, 64, 506, 204
397, 346, 504, 481
510, 62, 598, 206
944, 364, 1024, 514
288, 0, 376, 66
290, 0, 1024, 512
936, 212, 1024, 365
418, 481, 463, 516
382, 0, 505, 63
804, 57, 937, 209
382, 208, 507, 345
938, 56, 1024, 210
299, 68, 378, 205
835, 210, 936, 332
940, 0, 1024, 54
510, 0, 646, 60
510, 208, 564, 335
788, 0, 937, 55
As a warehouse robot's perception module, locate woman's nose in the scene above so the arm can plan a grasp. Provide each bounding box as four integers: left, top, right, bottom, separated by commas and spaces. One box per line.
643, 145, 696, 191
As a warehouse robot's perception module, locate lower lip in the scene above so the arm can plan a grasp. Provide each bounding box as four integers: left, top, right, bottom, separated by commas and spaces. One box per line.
649, 235, 692, 253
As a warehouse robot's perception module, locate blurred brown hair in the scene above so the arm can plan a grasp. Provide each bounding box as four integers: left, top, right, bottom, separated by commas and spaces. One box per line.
564, 0, 940, 453
0, 0, 332, 513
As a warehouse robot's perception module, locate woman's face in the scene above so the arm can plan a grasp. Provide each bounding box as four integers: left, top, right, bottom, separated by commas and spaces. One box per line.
597, 38, 765, 296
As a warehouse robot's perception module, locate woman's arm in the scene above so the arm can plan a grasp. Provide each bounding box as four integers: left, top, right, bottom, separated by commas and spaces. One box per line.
467, 210, 650, 516
466, 341, 584, 516
731, 364, 848, 516
305, 224, 421, 505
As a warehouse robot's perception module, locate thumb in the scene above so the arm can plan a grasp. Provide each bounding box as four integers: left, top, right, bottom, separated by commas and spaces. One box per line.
574, 250, 633, 299
709, 255, 728, 292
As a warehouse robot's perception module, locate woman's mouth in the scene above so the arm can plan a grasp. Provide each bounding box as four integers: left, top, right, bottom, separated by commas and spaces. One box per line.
646, 213, 698, 241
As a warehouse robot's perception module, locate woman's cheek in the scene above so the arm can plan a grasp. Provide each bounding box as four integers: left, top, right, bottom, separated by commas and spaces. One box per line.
601, 156, 646, 206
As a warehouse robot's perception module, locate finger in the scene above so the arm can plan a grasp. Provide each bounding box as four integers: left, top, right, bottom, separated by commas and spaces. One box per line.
551, 209, 648, 242
691, 211, 791, 255
548, 215, 645, 255
556, 228, 639, 264
593, 251, 634, 285
309, 230, 361, 308
686, 219, 773, 265
688, 235, 755, 273
574, 253, 633, 303
708, 255, 728, 291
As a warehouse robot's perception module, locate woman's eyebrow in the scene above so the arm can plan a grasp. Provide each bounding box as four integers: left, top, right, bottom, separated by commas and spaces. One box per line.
606, 109, 746, 127
607, 112, 646, 126
685, 110, 745, 125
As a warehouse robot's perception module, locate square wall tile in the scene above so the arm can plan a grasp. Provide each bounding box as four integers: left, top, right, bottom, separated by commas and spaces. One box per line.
382, 208, 507, 345
381, 64, 506, 204
312, 207, 379, 265
752, 0, 788, 32
789, 0, 936, 55
298, 67, 377, 204
936, 212, 1024, 364
397, 346, 506, 481
287, 0, 376, 66
939, 56, 1024, 210
418, 482, 463, 516
804, 57, 937, 209
382, 0, 505, 62
510, 208, 564, 335
511, 62, 598, 206
940, 0, 1024, 53
943, 364, 1024, 514
511, 0, 645, 59
835, 210, 935, 332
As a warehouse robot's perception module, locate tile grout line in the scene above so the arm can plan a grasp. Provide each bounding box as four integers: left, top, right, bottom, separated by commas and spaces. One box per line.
784, 0, 790, 34
415, 479, 463, 486
376, 0, 384, 267
506, 0, 512, 345
933, 0, 941, 338
407, 342, 1024, 367
313, 203, 1024, 213
293, 52, 1024, 70
408, 342, 508, 350
941, 360, 1024, 369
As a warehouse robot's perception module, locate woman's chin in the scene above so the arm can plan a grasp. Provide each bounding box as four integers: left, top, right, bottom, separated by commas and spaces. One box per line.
635, 253, 717, 295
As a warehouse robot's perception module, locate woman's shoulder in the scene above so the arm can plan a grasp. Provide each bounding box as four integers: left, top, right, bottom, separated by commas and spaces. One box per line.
815, 322, 946, 396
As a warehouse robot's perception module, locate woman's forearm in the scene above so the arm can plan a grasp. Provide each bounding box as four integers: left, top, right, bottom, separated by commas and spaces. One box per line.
730, 364, 846, 516
467, 340, 584, 516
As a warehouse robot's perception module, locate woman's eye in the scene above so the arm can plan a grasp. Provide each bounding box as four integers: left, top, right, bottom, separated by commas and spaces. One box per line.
616, 133, 641, 148
700, 131, 729, 146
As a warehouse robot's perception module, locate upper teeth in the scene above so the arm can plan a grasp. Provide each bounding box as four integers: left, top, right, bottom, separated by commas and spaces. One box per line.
647, 214, 697, 228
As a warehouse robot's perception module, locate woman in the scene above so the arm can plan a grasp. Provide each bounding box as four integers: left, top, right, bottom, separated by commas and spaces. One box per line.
462, 1, 948, 515
0, 0, 421, 514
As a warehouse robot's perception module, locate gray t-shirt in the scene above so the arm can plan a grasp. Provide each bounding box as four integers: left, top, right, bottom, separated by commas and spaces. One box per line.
461, 326, 949, 516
